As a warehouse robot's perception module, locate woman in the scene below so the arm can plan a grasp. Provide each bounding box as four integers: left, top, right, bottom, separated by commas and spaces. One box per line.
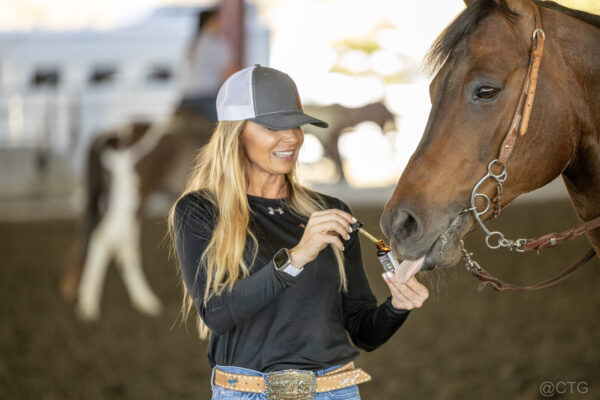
169, 65, 429, 399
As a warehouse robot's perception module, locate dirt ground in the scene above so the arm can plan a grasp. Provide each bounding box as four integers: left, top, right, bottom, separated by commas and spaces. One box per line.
1, 199, 598, 399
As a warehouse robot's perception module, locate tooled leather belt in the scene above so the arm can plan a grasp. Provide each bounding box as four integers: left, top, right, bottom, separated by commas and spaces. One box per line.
213, 362, 371, 399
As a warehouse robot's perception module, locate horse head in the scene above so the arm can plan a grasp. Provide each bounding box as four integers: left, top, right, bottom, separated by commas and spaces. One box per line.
381, 0, 598, 271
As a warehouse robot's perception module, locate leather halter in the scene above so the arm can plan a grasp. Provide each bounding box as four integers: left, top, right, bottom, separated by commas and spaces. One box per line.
465, 3, 600, 291
497, 3, 545, 166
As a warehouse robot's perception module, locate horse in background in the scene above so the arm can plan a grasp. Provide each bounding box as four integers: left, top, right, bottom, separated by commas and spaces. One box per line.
61, 110, 213, 321
381, 0, 599, 281
304, 102, 397, 180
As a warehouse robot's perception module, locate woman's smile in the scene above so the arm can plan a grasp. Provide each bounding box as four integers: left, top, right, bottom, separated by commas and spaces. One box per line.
272, 149, 296, 160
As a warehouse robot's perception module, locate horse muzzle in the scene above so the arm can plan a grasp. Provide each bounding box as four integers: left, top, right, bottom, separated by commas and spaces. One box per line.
382, 205, 473, 271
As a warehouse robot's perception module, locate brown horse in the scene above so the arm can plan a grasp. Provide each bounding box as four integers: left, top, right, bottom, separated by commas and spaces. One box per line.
303, 102, 396, 180
381, 0, 600, 277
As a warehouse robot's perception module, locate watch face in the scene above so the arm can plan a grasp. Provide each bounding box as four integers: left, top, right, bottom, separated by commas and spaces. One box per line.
273, 248, 290, 270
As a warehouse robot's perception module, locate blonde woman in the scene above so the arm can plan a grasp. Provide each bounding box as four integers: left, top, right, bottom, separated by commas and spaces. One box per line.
169, 65, 429, 400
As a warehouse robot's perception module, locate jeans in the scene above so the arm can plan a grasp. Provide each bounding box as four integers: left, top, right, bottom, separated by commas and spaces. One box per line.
211, 364, 361, 399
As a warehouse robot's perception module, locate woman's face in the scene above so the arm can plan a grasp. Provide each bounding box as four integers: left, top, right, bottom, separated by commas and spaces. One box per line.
241, 120, 304, 178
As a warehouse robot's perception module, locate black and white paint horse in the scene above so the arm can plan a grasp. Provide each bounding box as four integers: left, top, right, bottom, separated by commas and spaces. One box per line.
62, 111, 213, 321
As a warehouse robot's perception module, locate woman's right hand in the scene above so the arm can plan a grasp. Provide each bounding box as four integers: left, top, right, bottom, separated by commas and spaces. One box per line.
289, 209, 356, 269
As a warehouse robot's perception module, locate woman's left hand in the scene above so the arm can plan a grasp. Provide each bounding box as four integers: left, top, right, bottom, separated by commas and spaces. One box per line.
382, 269, 429, 311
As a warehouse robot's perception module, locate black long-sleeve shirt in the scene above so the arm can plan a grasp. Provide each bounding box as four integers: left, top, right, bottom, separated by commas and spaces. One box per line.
173, 190, 410, 372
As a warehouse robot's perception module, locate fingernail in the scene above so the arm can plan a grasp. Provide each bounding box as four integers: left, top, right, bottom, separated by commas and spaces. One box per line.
346, 234, 350, 240
342, 246, 345, 251
381, 272, 388, 280
348, 226, 353, 233
386, 271, 393, 279
351, 217, 357, 223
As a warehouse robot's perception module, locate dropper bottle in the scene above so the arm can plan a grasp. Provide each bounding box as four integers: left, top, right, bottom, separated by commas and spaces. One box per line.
351, 221, 401, 272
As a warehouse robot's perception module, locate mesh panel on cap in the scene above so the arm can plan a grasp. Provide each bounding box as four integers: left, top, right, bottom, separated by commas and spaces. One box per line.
216, 66, 255, 121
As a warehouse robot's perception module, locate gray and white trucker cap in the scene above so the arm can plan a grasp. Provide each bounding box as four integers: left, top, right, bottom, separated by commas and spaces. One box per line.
216, 65, 328, 130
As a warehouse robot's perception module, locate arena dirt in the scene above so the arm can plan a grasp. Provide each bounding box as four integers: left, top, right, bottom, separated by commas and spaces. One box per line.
1, 200, 598, 399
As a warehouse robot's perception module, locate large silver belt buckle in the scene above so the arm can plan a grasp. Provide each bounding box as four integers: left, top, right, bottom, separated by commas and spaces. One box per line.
265, 369, 316, 400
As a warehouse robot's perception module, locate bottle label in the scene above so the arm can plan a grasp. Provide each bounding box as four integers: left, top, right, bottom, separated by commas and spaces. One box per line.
388, 252, 401, 270
378, 253, 396, 272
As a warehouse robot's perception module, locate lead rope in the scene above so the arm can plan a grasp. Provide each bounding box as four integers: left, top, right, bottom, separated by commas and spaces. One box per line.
461, 241, 596, 292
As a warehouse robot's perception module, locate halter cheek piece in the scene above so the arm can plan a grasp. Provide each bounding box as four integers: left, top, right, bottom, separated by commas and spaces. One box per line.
461, 2, 600, 291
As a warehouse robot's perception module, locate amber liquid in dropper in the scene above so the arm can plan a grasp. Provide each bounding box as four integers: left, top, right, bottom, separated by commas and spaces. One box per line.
351, 221, 401, 272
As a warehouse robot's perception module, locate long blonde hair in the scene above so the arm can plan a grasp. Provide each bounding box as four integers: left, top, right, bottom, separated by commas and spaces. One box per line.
167, 120, 347, 339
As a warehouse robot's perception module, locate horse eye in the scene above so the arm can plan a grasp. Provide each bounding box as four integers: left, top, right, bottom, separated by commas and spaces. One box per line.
476, 86, 499, 100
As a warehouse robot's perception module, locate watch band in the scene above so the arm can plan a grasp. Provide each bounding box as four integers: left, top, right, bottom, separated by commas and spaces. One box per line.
281, 263, 302, 277
273, 248, 303, 277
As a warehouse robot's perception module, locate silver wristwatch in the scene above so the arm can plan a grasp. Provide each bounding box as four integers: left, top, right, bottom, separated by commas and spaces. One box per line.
273, 248, 302, 277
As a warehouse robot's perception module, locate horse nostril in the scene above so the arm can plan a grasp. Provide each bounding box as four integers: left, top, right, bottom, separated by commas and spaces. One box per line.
391, 209, 421, 242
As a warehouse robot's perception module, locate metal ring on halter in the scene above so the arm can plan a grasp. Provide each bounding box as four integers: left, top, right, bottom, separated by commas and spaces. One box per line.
485, 231, 505, 249
474, 193, 491, 215
532, 28, 545, 41
487, 159, 507, 181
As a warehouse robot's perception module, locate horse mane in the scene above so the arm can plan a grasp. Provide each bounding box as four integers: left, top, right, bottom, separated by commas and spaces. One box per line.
536, 1, 600, 29
425, 0, 600, 72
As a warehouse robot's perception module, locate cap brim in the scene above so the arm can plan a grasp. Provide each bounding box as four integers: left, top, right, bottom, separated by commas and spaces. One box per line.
250, 111, 328, 130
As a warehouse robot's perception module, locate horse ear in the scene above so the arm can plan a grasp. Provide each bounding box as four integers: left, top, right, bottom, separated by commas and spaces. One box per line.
497, 0, 535, 15
495, 0, 538, 32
